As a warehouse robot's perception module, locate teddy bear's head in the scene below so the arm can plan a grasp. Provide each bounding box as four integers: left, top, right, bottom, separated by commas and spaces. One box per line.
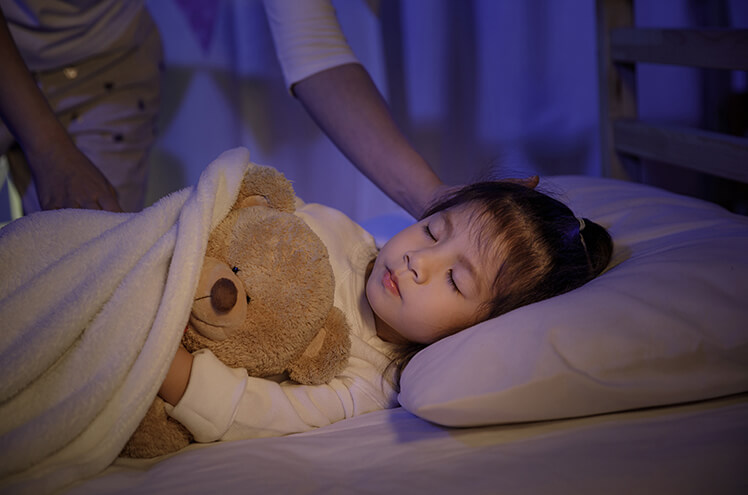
182, 165, 351, 385
122, 164, 351, 459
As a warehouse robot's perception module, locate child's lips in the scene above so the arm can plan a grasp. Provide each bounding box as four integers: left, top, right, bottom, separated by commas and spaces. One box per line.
383, 268, 400, 297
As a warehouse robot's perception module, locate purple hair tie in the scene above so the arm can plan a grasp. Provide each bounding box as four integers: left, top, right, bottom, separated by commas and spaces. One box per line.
578, 217, 592, 270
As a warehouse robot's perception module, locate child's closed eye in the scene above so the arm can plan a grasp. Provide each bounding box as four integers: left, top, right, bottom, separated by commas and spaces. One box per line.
423, 224, 436, 241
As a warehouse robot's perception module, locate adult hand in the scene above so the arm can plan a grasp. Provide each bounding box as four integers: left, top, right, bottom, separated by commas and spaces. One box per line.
423, 175, 540, 213
1, 7, 121, 212
27, 145, 123, 212
503, 175, 539, 189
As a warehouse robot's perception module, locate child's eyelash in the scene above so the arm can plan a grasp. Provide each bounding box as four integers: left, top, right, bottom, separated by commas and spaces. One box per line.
423, 224, 436, 240
447, 270, 460, 293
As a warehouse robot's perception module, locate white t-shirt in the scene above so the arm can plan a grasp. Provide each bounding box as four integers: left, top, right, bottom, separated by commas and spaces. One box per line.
1, 0, 147, 70
262, 0, 360, 90
169, 202, 401, 442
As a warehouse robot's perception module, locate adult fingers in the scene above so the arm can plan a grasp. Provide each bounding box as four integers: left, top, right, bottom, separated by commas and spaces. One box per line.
97, 192, 124, 212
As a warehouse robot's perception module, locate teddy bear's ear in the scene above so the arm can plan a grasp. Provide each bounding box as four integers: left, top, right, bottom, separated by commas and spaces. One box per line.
235, 164, 296, 213
287, 307, 352, 385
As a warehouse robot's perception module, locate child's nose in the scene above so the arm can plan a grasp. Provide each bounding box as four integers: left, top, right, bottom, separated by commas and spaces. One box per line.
405, 249, 437, 283
404, 252, 421, 281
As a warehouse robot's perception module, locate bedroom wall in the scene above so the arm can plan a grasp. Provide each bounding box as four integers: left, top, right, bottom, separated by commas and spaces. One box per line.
142, 0, 602, 225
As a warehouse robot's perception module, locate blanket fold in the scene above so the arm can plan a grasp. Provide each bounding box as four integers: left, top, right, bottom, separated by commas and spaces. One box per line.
0, 147, 251, 495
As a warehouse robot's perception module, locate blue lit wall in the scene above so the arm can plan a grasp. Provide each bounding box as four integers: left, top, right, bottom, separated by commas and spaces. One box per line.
3, 0, 744, 224
145, 0, 605, 224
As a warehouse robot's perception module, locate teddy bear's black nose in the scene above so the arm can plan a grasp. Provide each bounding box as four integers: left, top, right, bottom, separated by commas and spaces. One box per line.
211, 278, 238, 313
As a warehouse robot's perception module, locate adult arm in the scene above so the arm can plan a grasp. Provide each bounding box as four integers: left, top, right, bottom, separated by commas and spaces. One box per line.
293, 64, 445, 219
0, 7, 121, 211
263, 0, 445, 218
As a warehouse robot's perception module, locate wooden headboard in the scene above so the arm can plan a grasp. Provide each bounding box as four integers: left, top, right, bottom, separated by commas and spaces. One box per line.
596, 0, 748, 213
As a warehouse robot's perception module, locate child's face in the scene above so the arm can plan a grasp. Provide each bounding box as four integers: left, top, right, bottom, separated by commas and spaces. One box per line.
366, 204, 499, 345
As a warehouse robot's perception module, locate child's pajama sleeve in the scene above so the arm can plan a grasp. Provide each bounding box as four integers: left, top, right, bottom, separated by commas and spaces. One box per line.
168, 347, 394, 442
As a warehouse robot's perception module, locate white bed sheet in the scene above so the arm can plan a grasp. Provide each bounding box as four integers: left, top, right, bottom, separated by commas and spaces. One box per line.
66, 393, 748, 495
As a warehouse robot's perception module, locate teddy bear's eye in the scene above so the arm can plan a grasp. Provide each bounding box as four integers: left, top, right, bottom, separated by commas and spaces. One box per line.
232, 266, 240, 274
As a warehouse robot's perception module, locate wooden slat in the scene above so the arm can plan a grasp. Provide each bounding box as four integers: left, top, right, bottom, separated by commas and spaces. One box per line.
610, 28, 748, 70
596, 0, 637, 180
613, 120, 748, 183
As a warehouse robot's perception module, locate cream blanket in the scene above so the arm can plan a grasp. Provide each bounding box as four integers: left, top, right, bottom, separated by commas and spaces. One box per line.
0, 148, 251, 495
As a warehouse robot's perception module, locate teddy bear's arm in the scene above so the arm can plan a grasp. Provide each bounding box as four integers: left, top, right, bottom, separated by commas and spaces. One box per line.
287, 307, 351, 385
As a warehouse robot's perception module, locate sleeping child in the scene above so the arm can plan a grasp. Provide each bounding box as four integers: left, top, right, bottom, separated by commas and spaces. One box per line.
158, 179, 613, 443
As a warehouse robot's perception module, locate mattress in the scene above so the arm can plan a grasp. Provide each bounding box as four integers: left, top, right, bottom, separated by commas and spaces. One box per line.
66, 394, 748, 494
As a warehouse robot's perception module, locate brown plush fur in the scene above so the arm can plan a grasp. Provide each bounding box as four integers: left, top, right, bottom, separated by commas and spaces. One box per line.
121, 165, 351, 458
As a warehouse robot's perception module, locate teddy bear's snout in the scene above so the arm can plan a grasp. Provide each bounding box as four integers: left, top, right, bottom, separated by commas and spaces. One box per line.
189, 258, 249, 341
211, 278, 239, 313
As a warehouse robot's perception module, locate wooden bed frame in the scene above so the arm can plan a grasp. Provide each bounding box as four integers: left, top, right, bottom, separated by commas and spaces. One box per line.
596, 0, 748, 212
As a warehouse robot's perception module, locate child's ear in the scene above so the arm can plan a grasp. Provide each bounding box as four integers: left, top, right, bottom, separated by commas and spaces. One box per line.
287, 307, 351, 385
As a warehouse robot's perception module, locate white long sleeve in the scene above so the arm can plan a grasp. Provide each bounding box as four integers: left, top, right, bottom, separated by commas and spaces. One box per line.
262, 0, 360, 89
167, 349, 248, 442
224, 342, 396, 440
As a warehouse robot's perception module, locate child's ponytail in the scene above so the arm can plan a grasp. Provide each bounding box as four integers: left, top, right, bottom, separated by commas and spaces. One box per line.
578, 217, 613, 279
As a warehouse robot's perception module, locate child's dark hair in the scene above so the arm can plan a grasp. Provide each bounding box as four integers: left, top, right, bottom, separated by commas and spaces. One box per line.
388, 181, 613, 389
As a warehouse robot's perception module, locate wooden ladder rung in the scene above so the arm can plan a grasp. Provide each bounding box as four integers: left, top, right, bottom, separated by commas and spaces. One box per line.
613, 119, 748, 183
610, 28, 748, 70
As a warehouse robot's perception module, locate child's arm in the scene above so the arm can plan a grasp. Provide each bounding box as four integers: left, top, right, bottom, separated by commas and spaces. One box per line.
162, 348, 395, 442
158, 345, 193, 406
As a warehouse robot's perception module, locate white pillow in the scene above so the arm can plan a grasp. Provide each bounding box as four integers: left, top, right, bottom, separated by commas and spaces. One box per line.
398, 176, 748, 426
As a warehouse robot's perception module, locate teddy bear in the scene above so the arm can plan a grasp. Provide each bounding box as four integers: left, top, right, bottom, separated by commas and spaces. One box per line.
121, 164, 352, 458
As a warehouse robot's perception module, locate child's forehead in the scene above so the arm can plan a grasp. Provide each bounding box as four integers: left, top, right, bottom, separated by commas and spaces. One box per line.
441, 204, 504, 258
435, 203, 502, 252
443, 202, 495, 233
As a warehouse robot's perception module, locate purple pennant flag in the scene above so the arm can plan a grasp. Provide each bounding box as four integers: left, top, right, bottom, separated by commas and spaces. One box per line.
174, 0, 221, 54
